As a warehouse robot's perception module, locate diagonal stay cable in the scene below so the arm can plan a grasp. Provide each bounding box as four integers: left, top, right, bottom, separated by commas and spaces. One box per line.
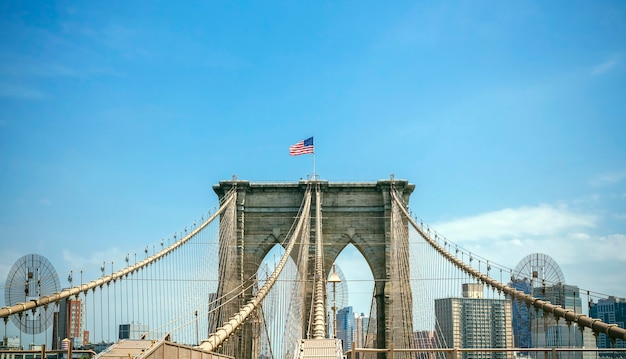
196, 183, 313, 352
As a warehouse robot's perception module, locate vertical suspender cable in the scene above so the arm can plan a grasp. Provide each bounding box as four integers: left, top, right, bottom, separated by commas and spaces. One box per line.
92, 288, 96, 343
150, 251, 154, 338
131, 257, 135, 328
125, 256, 129, 329
141, 261, 147, 335
113, 262, 117, 342
107, 267, 110, 343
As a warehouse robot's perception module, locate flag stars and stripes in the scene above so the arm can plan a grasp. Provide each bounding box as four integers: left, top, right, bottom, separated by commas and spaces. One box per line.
289, 137, 314, 156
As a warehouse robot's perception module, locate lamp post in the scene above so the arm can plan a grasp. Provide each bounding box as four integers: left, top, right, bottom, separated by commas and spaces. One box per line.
195, 310, 199, 346
328, 265, 341, 339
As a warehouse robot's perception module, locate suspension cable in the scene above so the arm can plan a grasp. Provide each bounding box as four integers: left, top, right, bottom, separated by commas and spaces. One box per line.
197, 184, 313, 352
0, 189, 237, 320
311, 182, 326, 339
390, 188, 626, 342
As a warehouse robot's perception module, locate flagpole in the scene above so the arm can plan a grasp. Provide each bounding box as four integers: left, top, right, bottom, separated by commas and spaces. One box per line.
312, 152, 316, 180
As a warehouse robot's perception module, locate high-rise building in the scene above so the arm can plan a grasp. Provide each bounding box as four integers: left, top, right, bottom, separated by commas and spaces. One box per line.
118, 323, 150, 340
337, 306, 355, 352
414, 330, 437, 359
435, 283, 514, 359
531, 284, 596, 359
68, 300, 83, 340
57, 297, 84, 348
533, 284, 584, 313
354, 313, 369, 349
510, 279, 532, 349
590, 296, 626, 352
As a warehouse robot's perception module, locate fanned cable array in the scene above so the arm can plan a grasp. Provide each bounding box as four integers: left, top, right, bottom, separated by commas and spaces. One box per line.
311, 183, 327, 339
389, 186, 417, 354
2, 179, 625, 359
197, 183, 313, 353
1, 187, 237, 348
391, 187, 626, 357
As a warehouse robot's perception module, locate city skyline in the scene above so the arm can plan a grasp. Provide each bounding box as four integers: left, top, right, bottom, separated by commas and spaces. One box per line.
1, 0, 626, 344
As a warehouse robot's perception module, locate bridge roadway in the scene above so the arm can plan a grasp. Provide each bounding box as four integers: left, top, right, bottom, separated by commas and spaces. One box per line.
97, 338, 234, 359
96, 338, 344, 358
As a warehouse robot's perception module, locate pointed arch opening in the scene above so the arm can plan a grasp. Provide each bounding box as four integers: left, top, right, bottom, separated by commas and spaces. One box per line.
330, 243, 375, 350
256, 243, 303, 359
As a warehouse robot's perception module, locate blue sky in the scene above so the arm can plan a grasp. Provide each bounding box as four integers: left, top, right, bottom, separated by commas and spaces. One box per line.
1, 0, 626, 334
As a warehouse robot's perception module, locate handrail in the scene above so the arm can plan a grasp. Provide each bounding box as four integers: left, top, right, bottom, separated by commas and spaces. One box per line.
345, 347, 626, 359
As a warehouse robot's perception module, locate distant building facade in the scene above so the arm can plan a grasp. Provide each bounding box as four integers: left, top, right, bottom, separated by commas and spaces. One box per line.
414, 330, 437, 359
119, 323, 150, 340
354, 313, 369, 349
1, 336, 20, 349
590, 296, 626, 351
510, 279, 532, 349
57, 297, 84, 348
534, 284, 584, 313
67, 299, 83, 341
531, 284, 596, 359
435, 283, 514, 359
337, 306, 355, 352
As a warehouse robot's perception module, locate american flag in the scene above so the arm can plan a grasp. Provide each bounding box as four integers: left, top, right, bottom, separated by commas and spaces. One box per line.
289, 137, 314, 156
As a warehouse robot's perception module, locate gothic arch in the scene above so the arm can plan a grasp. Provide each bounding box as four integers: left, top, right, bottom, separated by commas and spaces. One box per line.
213, 179, 415, 359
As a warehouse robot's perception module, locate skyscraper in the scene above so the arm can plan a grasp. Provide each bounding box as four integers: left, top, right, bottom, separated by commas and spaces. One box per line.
590, 296, 626, 352
414, 330, 437, 359
435, 283, 514, 359
510, 279, 532, 349
57, 297, 84, 348
531, 284, 596, 359
354, 313, 369, 349
68, 300, 83, 340
533, 284, 583, 313
118, 323, 150, 340
336, 306, 355, 352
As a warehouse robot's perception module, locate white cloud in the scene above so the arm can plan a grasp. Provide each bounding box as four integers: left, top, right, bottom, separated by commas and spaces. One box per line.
591, 58, 618, 76
39, 198, 52, 206
61, 246, 127, 279
425, 204, 626, 298
570, 232, 590, 240
0, 82, 46, 100
432, 204, 595, 242
590, 171, 626, 186
36, 63, 80, 78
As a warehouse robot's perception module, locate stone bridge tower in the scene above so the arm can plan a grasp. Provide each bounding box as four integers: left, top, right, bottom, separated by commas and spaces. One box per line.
212, 179, 415, 358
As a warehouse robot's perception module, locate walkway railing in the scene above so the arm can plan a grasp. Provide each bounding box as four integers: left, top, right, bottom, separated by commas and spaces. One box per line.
346, 346, 626, 359
0, 347, 96, 359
